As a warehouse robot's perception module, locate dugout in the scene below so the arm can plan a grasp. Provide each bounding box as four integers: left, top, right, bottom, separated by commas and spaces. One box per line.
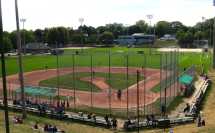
14, 86, 57, 104
179, 74, 195, 97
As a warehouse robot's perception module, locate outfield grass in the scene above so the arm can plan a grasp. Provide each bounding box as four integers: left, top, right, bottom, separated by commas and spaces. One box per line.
0, 47, 211, 79
39, 72, 144, 91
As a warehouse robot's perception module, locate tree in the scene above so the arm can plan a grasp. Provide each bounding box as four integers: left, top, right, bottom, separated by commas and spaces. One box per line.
46, 27, 69, 47
96, 26, 107, 34
99, 31, 114, 45
21, 30, 35, 44
71, 33, 82, 44
176, 30, 194, 48
128, 25, 142, 35
3, 32, 13, 52
105, 23, 124, 38
156, 21, 171, 37
9, 31, 17, 49
194, 31, 205, 40
170, 21, 186, 34
136, 20, 148, 33
34, 29, 44, 42
79, 25, 97, 35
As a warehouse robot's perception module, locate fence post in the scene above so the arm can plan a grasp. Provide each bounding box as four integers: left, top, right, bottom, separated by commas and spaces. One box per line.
126, 54, 129, 118
72, 54, 76, 110
160, 53, 162, 115
144, 54, 146, 116
108, 51, 112, 116
56, 47, 60, 104
90, 54, 93, 110
136, 70, 140, 133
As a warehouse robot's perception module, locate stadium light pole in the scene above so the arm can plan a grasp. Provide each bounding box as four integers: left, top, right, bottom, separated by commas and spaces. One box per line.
0, 0, 10, 132
200, 17, 206, 73
20, 18, 26, 54
79, 18, 84, 52
146, 14, 153, 54
15, 0, 27, 118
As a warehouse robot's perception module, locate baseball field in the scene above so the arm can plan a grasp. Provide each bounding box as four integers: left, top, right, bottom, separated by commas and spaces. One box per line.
0, 47, 212, 118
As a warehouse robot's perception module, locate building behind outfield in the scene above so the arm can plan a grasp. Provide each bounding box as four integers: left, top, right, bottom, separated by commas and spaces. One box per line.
23, 43, 50, 54
116, 33, 155, 45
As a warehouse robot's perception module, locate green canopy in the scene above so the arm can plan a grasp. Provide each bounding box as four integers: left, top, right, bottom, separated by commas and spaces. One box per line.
179, 74, 194, 85
15, 86, 57, 97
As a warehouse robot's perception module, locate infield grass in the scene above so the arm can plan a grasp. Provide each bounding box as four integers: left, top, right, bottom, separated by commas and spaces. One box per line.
39, 72, 144, 92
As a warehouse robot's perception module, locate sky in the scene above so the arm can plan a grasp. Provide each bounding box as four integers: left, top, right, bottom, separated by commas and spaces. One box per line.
1, 0, 215, 32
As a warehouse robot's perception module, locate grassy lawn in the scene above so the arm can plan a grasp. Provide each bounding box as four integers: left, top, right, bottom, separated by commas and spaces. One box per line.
39, 72, 144, 92
0, 110, 113, 133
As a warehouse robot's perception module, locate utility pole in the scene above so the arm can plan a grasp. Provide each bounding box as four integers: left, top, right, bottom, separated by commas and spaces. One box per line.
0, 0, 10, 132
146, 14, 154, 54
79, 18, 84, 52
20, 18, 26, 54
213, 17, 215, 69
15, 0, 26, 118
213, 1, 215, 69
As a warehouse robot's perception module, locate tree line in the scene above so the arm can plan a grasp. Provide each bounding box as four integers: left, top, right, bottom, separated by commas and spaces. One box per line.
3, 18, 215, 51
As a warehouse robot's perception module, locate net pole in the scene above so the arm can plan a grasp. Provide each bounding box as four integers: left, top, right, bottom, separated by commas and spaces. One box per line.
126, 54, 129, 118
0, 0, 10, 129
160, 54, 162, 115
174, 50, 176, 98
136, 70, 140, 133
72, 54, 76, 110
56, 45, 60, 104
15, 0, 26, 119
108, 51, 112, 115
165, 53, 168, 114
144, 54, 146, 116
90, 54, 93, 109
176, 49, 179, 95
170, 52, 172, 102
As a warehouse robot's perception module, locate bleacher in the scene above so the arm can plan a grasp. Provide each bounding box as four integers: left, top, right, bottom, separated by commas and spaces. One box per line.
0, 102, 111, 128
186, 78, 210, 116
124, 77, 210, 131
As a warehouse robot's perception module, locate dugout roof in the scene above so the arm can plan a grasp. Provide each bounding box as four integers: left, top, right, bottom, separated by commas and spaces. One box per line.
15, 86, 57, 97
179, 74, 194, 85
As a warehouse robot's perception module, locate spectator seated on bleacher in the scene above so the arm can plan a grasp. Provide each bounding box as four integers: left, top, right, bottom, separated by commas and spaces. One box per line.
43, 124, 49, 131
123, 119, 132, 129
92, 114, 96, 122
44, 124, 58, 132
111, 117, 117, 130
146, 115, 151, 125
78, 112, 84, 117
104, 115, 111, 128
56, 105, 65, 115
149, 114, 157, 127
191, 105, 197, 114
13, 100, 18, 105
26, 99, 31, 105
197, 114, 202, 127
87, 113, 92, 119
202, 119, 205, 126
32, 122, 39, 130
183, 103, 190, 113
